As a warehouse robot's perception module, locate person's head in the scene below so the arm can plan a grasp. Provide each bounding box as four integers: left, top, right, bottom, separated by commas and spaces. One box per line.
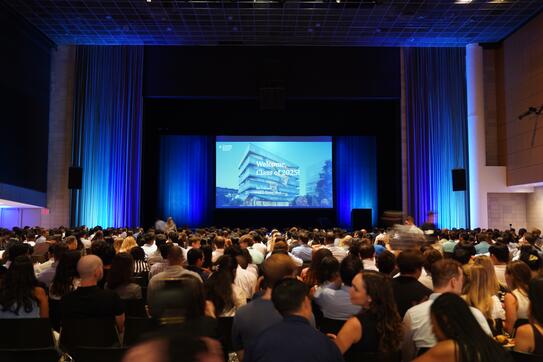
505, 260, 532, 293
51, 243, 68, 262
359, 242, 375, 260
205, 255, 238, 315
349, 271, 403, 352
187, 248, 204, 267
472, 255, 500, 291
189, 236, 201, 249
107, 253, 135, 290
452, 244, 474, 265
528, 278, 543, 325
65, 236, 78, 251
130, 246, 146, 261
238, 234, 253, 249
431, 259, 464, 294
422, 248, 442, 275
324, 232, 335, 245
464, 264, 497, 320
519, 248, 542, 278
272, 278, 312, 320
167, 245, 185, 266
405, 216, 415, 225
298, 232, 309, 245
77, 255, 104, 283
166, 217, 174, 225
144, 233, 155, 246
51, 251, 82, 297
376, 250, 396, 275
340, 255, 363, 286
489, 243, 509, 264
90, 240, 115, 266
149, 275, 206, 324
7, 243, 31, 262
397, 249, 424, 277
0, 255, 38, 314
262, 254, 297, 289
316, 256, 340, 285
213, 236, 225, 250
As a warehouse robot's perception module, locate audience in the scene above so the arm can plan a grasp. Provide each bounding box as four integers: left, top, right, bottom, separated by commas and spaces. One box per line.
413, 293, 512, 362
131, 246, 151, 274
489, 243, 510, 287
205, 255, 246, 317
0, 255, 48, 318
60, 255, 125, 332
514, 278, 543, 355
244, 278, 343, 362
37, 243, 68, 287
504, 260, 532, 334
187, 247, 210, 282
106, 252, 142, 300
50, 251, 82, 301
232, 254, 297, 360
333, 271, 403, 361
392, 249, 432, 317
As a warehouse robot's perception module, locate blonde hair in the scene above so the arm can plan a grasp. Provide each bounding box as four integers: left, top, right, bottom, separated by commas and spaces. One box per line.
463, 264, 496, 320
473, 255, 500, 294
119, 236, 137, 253
113, 237, 124, 254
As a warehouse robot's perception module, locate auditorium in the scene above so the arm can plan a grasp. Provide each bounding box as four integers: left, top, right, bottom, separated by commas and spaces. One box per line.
0, 1, 543, 361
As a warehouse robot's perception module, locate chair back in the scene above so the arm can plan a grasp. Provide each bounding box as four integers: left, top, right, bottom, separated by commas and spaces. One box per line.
60, 318, 120, 353
124, 298, 147, 318
124, 317, 156, 346
0, 347, 59, 362
510, 350, 543, 362
0, 318, 54, 348
72, 346, 127, 362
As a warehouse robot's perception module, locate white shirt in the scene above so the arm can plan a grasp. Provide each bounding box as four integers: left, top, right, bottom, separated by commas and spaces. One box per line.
494, 264, 507, 287
142, 243, 158, 259
212, 249, 224, 263
402, 293, 492, 360
362, 258, 379, 271
235, 265, 258, 301
252, 242, 267, 257
324, 245, 347, 262
81, 238, 92, 249
418, 269, 433, 290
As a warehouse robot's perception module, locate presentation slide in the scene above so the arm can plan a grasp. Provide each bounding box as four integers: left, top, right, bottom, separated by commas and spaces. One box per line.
216, 136, 333, 208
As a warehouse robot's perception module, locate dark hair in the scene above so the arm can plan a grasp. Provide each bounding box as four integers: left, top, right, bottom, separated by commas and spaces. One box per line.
187, 248, 204, 266
359, 271, 403, 353
52, 243, 69, 260
422, 249, 442, 273
505, 261, 531, 293
397, 249, 424, 274
376, 250, 396, 275
340, 255, 363, 286
130, 246, 146, 261
452, 244, 474, 265
316, 256, 340, 284
489, 243, 509, 263
519, 248, 542, 272
50, 251, 81, 298
325, 232, 335, 245
107, 253, 134, 290
272, 278, 308, 316
200, 245, 213, 269
159, 243, 172, 260
7, 243, 31, 262
528, 278, 543, 325
359, 243, 375, 259
430, 293, 513, 362
431, 259, 462, 289
205, 255, 238, 315
304, 248, 333, 287
0, 256, 38, 315
149, 276, 206, 323
91, 240, 115, 265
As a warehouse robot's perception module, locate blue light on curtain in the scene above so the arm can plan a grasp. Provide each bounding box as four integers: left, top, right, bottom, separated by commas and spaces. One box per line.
72, 46, 143, 228
158, 135, 212, 227
336, 136, 378, 229
404, 47, 469, 229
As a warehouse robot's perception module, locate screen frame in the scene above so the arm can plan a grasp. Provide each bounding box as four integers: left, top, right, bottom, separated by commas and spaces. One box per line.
214, 135, 335, 210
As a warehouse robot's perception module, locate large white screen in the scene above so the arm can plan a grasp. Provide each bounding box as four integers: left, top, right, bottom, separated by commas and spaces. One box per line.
216, 136, 333, 208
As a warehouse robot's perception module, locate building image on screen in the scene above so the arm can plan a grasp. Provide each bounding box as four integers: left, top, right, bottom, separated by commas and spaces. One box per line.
216, 136, 332, 208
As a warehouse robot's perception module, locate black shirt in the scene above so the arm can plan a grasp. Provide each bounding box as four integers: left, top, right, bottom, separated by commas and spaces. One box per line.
391, 276, 431, 318
61, 286, 124, 320
244, 315, 343, 362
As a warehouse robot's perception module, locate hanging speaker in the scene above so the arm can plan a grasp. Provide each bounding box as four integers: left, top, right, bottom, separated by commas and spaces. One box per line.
68, 167, 82, 189
452, 169, 466, 191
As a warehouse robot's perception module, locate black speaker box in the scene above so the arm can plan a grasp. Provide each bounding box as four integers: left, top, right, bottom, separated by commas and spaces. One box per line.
452, 169, 466, 191
68, 167, 83, 189
351, 208, 372, 231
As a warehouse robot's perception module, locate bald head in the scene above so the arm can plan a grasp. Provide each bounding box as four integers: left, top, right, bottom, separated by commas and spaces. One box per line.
77, 255, 103, 281
167, 245, 185, 266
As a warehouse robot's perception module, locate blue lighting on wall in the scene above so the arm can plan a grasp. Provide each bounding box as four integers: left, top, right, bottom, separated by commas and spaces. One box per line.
403, 47, 469, 229
335, 136, 378, 229
158, 135, 212, 227
72, 46, 143, 228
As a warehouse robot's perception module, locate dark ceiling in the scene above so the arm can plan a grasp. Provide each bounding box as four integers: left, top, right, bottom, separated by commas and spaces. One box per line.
4, 0, 543, 46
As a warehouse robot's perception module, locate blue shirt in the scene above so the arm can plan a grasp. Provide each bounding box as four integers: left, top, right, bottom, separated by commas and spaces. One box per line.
314, 282, 361, 320
475, 241, 490, 254
245, 315, 344, 362
291, 244, 313, 262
